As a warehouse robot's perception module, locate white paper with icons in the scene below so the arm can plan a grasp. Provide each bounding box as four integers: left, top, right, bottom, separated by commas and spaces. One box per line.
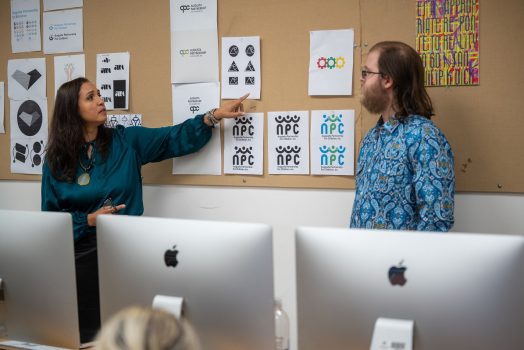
221, 36, 261, 99
310, 109, 355, 175
10, 98, 48, 174
223, 113, 264, 175
170, 0, 218, 83
268, 111, 310, 174
11, 0, 41, 53
96, 52, 130, 110
8, 58, 47, 100
171, 82, 221, 175
0, 82, 5, 133
105, 114, 142, 128
43, 8, 83, 54
308, 29, 354, 96
44, 0, 83, 11
54, 54, 85, 97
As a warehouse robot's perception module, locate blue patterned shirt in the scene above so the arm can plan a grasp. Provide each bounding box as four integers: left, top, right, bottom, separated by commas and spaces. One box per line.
350, 115, 455, 232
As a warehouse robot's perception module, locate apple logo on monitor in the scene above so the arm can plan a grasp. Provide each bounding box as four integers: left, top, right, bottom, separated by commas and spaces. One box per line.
164, 245, 179, 268
388, 260, 407, 286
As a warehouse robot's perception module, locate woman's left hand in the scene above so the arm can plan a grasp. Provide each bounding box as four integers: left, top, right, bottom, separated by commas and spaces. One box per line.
213, 93, 250, 120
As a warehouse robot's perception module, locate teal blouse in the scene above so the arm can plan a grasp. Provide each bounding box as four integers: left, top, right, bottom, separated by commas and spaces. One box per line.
41, 115, 212, 240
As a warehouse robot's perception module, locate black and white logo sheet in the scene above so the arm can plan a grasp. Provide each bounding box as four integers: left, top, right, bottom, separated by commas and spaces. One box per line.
10, 98, 48, 174
96, 52, 129, 110
221, 36, 261, 99
170, 0, 218, 83
105, 114, 142, 128
171, 82, 221, 175
54, 54, 85, 97
223, 113, 264, 175
8, 58, 46, 100
268, 111, 310, 174
43, 8, 83, 54
0, 82, 4, 133
11, 0, 41, 53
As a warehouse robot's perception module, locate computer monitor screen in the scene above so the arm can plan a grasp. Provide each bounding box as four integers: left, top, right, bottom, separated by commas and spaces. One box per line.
296, 227, 524, 350
0, 210, 81, 348
97, 215, 275, 350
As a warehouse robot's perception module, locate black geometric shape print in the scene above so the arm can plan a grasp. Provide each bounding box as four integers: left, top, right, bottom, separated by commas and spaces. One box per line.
228, 61, 239, 72
17, 100, 43, 136
12, 69, 42, 90
245, 45, 255, 57
229, 45, 239, 57
245, 61, 255, 72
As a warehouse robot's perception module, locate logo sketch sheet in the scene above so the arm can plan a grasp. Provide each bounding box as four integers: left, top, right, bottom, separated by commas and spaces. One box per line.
54, 54, 85, 97
221, 36, 261, 99
268, 111, 310, 174
8, 58, 46, 100
223, 113, 264, 174
96, 52, 130, 110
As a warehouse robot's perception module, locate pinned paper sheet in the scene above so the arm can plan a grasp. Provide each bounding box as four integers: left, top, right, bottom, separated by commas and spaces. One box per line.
96, 52, 130, 110
221, 36, 261, 99
309, 29, 354, 96
223, 113, 264, 175
310, 110, 355, 175
43, 8, 83, 54
153, 295, 184, 320
171, 82, 221, 175
11, 0, 41, 53
8, 58, 47, 100
268, 111, 310, 174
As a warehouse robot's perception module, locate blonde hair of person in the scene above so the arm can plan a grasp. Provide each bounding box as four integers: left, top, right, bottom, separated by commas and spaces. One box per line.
96, 306, 201, 350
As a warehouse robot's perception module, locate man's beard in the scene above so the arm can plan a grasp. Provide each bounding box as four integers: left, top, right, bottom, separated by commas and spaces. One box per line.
361, 81, 389, 115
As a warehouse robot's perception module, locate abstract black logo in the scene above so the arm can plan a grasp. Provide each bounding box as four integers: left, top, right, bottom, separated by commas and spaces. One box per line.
17, 100, 42, 137
189, 105, 199, 113
245, 45, 255, 57
245, 61, 255, 72
229, 45, 239, 57
164, 246, 179, 268
275, 115, 301, 135
233, 146, 254, 166
12, 69, 42, 90
179, 4, 190, 12
245, 76, 255, 85
228, 61, 239, 72
229, 77, 238, 85
276, 145, 301, 166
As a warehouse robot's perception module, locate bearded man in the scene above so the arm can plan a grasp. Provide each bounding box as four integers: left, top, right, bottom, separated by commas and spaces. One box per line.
350, 41, 455, 232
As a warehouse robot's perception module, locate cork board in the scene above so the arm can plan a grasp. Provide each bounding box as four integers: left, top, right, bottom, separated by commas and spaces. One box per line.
1, 0, 523, 192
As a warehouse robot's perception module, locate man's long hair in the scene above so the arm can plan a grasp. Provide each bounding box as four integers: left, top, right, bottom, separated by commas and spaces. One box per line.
370, 41, 434, 119
45, 77, 111, 182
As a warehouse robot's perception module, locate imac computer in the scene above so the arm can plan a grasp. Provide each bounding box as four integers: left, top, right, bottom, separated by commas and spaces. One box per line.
97, 215, 275, 350
296, 227, 524, 350
0, 210, 81, 348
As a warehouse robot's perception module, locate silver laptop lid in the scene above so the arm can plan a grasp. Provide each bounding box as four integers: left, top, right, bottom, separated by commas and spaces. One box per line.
0, 210, 80, 348
97, 215, 275, 350
296, 227, 524, 350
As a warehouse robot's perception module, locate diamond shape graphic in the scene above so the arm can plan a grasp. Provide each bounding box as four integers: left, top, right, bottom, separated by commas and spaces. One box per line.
12, 69, 42, 90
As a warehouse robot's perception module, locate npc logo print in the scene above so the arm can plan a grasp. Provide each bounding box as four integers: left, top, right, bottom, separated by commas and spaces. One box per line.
233, 146, 254, 166
276, 145, 301, 166
232, 116, 254, 137
275, 114, 301, 136
319, 145, 346, 167
321, 114, 344, 135
316, 56, 345, 69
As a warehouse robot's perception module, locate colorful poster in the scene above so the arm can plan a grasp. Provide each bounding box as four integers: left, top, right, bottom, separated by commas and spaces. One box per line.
310, 110, 355, 176
96, 52, 130, 110
267, 111, 309, 175
223, 113, 264, 175
11, 0, 41, 53
416, 0, 479, 86
309, 29, 354, 96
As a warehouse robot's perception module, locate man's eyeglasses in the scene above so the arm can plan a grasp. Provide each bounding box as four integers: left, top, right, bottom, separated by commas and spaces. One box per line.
361, 69, 384, 79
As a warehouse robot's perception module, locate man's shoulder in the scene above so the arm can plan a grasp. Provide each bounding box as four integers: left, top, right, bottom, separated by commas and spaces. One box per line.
403, 115, 445, 140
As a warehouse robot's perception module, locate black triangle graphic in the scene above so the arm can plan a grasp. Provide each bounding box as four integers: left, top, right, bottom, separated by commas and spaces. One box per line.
245, 61, 255, 72
228, 61, 239, 72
